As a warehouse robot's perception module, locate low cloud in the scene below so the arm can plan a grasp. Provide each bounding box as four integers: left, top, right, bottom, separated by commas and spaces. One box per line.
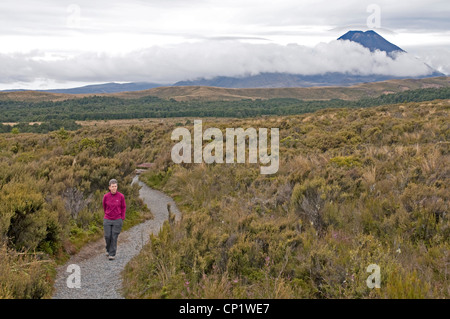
409, 47, 450, 75
0, 40, 440, 87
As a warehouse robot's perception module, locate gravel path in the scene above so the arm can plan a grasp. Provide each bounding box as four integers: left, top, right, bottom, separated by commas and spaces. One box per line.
52, 175, 181, 299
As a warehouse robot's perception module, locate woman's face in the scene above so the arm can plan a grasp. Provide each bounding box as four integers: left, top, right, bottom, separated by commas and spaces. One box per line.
109, 183, 118, 194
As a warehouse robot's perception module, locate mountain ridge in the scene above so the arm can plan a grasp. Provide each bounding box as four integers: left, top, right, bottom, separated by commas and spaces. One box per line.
0, 76, 448, 103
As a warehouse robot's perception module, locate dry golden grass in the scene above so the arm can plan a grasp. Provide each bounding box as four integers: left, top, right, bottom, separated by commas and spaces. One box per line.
0, 91, 79, 102
122, 98, 449, 299
74, 117, 239, 127
0, 244, 55, 299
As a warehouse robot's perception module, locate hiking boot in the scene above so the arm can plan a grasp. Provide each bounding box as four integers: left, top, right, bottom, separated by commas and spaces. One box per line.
106, 250, 109, 256
108, 255, 115, 260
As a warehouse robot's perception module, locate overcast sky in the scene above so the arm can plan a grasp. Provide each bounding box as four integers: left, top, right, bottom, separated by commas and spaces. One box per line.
0, 0, 449, 90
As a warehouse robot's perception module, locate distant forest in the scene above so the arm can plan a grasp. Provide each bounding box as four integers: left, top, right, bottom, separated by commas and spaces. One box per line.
1, 87, 449, 133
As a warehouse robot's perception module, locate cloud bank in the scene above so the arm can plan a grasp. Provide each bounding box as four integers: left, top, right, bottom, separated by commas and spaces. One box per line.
0, 40, 440, 87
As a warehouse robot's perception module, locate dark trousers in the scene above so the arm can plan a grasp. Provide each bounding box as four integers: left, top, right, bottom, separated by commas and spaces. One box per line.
103, 218, 123, 256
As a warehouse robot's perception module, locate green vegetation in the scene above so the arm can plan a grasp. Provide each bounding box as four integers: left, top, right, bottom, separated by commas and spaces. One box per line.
122, 99, 449, 299
0, 120, 81, 134
0, 87, 449, 122
0, 125, 154, 298
1, 95, 448, 299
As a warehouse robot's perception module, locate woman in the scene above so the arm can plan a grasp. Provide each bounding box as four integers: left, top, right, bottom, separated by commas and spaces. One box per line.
102, 179, 126, 260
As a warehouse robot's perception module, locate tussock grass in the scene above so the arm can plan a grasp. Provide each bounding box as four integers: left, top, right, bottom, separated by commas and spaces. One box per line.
1, 98, 448, 298
0, 243, 55, 298
123, 99, 449, 299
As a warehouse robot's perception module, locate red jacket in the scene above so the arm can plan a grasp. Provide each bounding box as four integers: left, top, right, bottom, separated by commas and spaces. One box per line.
103, 192, 126, 220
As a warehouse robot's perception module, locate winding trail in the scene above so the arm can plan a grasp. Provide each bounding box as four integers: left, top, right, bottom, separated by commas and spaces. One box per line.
52, 175, 181, 299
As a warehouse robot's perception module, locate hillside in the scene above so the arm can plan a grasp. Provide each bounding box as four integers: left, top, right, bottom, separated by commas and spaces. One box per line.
1, 97, 449, 299
0, 90, 82, 102
0, 76, 448, 103
114, 76, 450, 101
121, 98, 449, 298
1, 85, 449, 125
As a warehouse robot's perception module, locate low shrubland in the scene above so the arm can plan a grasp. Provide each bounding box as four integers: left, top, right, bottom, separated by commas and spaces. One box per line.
123, 99, 449, 298
1, 98, 448, 298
